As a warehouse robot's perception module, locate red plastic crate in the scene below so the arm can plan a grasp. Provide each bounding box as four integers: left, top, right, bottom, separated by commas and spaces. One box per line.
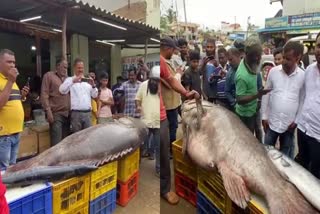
116, 171, 139, 207
174, 171, 197, 206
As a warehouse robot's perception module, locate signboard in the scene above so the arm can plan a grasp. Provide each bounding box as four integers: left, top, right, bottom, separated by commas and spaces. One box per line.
122, 54, 160, 77
265, 13, 320, 30
288, 13, 320, 27
265, 16, 289, 29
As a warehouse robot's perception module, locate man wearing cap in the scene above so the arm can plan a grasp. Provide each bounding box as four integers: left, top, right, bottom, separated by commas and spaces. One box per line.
135, 66, 161, 176
160, 37, 183, 157
160, 36, 200, 205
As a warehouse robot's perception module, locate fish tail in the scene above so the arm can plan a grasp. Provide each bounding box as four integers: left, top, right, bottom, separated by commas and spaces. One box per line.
267, 183, 318, 214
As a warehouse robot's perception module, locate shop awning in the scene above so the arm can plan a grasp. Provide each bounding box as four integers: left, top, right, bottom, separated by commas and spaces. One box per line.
0, 0, 160, 44
257, 25, 320, 34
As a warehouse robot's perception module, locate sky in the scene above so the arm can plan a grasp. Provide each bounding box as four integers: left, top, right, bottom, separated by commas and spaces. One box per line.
160, 0, 283, 30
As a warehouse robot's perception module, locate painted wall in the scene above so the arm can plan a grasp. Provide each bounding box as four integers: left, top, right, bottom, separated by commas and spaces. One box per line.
283, 0, 320, 15
49, 40, 62, 71
110, 44, 122, 85
81, 0, 141, 12
70, 34, 89, 74
146, 0, 160, 28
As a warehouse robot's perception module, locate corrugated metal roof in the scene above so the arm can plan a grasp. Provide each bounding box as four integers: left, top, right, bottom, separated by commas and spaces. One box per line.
58, 0, 159, 31
0, 0, 160, 44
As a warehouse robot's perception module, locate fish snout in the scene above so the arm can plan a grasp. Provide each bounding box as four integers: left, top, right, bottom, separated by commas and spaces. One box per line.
265, 146, 283, 160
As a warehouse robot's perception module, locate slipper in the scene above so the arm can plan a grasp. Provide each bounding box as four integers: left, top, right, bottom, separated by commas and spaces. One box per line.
162, 191, 179, 205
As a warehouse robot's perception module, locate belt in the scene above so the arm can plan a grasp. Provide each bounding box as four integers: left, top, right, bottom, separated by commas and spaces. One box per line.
0, 133, 19, 138
71, 109, 91, 113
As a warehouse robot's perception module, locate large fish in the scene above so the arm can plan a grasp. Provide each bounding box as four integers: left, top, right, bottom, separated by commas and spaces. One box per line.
181, 99, 319, 214
265, 145, 320, 211
3, 117, 148, 185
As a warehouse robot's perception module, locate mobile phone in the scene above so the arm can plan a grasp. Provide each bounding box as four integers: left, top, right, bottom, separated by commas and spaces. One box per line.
26, 77, 31, 87
81, 78, 90, 83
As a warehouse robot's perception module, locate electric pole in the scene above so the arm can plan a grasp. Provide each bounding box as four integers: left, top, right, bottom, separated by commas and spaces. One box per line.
175, 0, 180, 37
183, 0, 187, 24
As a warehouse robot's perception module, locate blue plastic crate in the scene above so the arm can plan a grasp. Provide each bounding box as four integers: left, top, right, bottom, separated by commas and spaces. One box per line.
197, 191, 221, 214
90, 188, 117, 214
9, 184, 52, 214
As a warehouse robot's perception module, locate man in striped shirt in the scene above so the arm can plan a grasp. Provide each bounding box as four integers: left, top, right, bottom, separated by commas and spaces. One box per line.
115, 68, 141, 118
0, 49, 29, 170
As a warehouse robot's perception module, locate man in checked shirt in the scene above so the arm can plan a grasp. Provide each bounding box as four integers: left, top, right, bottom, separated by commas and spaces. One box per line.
115, 67, 141, 118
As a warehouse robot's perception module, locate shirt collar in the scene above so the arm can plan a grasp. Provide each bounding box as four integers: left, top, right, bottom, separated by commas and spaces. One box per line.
0, 72, 6, 79
280, 65, 299, 77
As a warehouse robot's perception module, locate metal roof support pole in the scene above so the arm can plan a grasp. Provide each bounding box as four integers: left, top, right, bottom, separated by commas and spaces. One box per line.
62, 9, 67, 60
36, 34, 42, 77
144, 38, 148, 63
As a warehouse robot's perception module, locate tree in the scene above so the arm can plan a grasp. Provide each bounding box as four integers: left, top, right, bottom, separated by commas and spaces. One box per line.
160, 6, 177, 36
166, 7, 176, 24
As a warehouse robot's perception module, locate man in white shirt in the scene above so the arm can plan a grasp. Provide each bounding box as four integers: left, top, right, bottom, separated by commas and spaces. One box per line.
295, 32, 320, 178
261, 41, 305, 158
59, 58, 98, 133
135, 66, 160, 176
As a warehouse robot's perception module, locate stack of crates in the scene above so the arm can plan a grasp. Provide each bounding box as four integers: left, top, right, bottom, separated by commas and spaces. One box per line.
197, 167, 267, 214
7, 183, 52, 214
52, 174, 91, 214
116, 148, 140, 206
172, 139, 197, 206
89, 161, 118, 214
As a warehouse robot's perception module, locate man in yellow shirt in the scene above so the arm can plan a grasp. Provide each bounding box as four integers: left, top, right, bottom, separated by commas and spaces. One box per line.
0, 49, 29, 170
135, 66, 160, 176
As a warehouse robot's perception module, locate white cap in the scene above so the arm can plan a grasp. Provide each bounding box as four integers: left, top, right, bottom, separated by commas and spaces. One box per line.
150, 65, 160, 79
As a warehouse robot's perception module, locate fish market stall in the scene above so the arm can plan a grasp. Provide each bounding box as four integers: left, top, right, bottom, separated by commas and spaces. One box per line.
3, 118, 150, 214
173, 99, 320, 214
172, 138, 269, 214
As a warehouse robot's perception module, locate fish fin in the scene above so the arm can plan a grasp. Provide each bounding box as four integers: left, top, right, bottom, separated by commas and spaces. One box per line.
2, 165, 97, 184
218, 162, 251, 209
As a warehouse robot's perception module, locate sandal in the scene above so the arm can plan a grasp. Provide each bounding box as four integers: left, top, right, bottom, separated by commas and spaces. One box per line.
162, 191, 180, 205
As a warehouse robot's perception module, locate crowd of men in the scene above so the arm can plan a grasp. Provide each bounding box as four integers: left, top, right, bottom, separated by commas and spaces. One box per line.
159, 33, 320, 205
0, 32, 320, 209
0, 48, 161, 211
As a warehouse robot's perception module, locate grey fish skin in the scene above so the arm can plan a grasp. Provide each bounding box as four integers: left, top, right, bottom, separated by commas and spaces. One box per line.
265, 145, 320, 211
181, 100, 318, 214
3, 117, 148, 184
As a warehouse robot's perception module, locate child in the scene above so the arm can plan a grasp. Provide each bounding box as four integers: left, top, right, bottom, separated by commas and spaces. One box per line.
273, 47, 283, 66
91, 90, 101, 125
181, 50, 201, 97
98, 73, 114, 124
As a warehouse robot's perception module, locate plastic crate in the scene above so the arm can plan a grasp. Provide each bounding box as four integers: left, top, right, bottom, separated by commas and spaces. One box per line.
198, 168, 267, 214
9, 184, 52, 214
89, 188, 116, 214
65, 202, 88, 214
174, 171, 197, 206
230, 198, 267, 214
172, 139, 197, 181
116, 171, 139, 207
197, 168, 227, 213
90, 161, 117, 201
197, 191, 221, 214
117, 148, 140, 182
52, 174, 90, 214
